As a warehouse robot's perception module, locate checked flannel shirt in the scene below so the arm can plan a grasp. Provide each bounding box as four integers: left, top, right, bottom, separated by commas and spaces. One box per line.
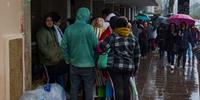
99, 33, 140, 71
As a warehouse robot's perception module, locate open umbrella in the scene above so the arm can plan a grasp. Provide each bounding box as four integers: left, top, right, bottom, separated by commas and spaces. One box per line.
135, 14, 151, 22
154, 16, 168, 24
168, 14, 195, 26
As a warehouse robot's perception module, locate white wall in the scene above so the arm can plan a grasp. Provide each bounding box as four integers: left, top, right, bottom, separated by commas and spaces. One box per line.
0, 0, 24, 99
0, 0, 23, 35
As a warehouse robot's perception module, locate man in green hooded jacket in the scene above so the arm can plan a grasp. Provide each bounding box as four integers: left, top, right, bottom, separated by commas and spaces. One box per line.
61, 7, 98, 100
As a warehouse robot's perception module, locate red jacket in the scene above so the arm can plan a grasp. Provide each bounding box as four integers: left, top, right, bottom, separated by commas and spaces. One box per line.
99, 27, 112, 41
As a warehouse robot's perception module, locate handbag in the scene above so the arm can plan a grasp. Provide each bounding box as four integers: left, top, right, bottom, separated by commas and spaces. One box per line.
97, 49, 110, 69
97, 34, 114, 69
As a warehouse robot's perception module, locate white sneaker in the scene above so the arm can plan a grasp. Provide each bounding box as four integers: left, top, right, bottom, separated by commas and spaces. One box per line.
170, 65, 175, 69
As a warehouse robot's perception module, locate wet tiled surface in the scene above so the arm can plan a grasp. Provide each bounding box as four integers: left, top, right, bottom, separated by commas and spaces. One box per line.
136, 53, 200, 100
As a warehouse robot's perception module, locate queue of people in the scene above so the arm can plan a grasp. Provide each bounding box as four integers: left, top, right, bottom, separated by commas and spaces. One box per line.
35, 7, 200, 100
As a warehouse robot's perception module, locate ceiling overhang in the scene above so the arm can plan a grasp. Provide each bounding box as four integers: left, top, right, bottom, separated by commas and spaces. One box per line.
103, 0, 158, 7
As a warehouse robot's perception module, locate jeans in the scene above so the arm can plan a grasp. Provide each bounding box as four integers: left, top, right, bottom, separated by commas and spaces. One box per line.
187, 43, 193, 61
167, 50, 175, 65
109, 70, 132, 100
177, 47, 188, 67
70, 66, 96, 100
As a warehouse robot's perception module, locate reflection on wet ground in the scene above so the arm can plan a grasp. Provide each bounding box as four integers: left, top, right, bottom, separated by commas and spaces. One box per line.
136, 53, 200, 100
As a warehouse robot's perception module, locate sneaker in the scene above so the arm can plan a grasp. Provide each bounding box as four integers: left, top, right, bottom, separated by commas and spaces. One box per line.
170, 70, 174, 73
170, 65, 175, 70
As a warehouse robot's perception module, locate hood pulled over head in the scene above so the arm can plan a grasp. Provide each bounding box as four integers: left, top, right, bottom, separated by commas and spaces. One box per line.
76, 7, 90, 23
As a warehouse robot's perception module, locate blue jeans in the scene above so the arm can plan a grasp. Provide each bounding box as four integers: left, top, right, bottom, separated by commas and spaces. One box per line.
187, 43, 193, 60
70, 66, 96, 100
167, 50, 175, 65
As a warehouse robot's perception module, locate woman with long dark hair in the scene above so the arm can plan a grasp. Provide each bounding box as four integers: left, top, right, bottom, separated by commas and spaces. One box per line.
176, 22, 194, 68
165, 23, 178, 69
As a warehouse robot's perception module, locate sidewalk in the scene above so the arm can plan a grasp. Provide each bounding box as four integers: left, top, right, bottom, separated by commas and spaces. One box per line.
136, 53, 200, 100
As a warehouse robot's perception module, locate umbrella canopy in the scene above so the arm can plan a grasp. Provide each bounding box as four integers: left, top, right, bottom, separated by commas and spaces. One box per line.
154, 16, 168, 24
135, 14, 151, 22
168, 14, 195, 26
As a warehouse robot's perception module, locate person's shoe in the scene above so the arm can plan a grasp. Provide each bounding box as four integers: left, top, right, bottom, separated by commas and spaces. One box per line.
170, 65, 175, 70
170, 70, 174, 73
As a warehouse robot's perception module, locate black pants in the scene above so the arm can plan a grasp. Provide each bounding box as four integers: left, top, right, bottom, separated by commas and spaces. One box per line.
177, 48, 187, 67
140, 41, 148, 57
109, 70, 132, 100
46, 60, 69, 88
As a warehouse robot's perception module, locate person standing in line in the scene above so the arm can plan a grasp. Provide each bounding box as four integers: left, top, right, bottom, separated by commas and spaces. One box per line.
61, 7, 98, 100
97, 18, 140, 100
36, 13, 68, 88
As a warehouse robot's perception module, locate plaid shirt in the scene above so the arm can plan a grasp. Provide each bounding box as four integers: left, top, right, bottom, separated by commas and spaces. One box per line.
100, 33, 140, 71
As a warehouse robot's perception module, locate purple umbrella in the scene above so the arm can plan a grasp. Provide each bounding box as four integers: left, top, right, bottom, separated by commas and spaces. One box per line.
168, 14, 195, 26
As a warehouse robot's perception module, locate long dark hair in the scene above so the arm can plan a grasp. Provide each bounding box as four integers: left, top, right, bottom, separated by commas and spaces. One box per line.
42, 13, 54, 28
168, 23, 178, 33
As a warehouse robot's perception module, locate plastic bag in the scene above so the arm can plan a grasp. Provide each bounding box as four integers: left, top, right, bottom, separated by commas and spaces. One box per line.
20, 83, 66, 100
130, 76, 139, 100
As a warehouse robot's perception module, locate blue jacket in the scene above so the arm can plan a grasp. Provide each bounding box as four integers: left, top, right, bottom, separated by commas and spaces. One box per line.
176, 29, 194, 49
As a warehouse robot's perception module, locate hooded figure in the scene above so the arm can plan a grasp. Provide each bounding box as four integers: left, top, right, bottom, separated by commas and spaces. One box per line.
61, 7, 98, 100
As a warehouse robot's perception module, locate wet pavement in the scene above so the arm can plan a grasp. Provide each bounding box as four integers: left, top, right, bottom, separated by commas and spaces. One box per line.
136, 53, 200, 100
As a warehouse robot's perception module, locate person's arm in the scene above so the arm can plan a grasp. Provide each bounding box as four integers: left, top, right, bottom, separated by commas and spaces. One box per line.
97, 34, 113, 53
89, 25, 98, 48
61, 29, 70, 64
36, 29, 52, 60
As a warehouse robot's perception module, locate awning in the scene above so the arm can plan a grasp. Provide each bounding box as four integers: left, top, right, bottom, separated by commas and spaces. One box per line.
105, 0, 158, 6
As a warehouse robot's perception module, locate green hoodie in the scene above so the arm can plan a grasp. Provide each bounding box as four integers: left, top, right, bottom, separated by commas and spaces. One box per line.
61, 7, 98, 67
